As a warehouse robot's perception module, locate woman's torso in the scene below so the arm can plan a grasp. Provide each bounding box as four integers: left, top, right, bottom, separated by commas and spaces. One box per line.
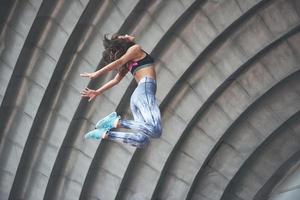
134, 66, 156, 83
129, 49, 156, 83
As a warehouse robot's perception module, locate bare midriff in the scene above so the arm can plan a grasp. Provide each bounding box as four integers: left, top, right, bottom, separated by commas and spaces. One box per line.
134, 65, 156, 83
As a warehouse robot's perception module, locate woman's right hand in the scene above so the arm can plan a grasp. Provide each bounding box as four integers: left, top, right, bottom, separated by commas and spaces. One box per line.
80, 72, 97, 79
80, 87, 100, 102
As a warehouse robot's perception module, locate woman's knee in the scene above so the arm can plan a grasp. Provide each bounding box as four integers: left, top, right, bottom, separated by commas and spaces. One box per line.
135, 135, 149, 148
151, 126, 162, 138
138, 134, 150, 144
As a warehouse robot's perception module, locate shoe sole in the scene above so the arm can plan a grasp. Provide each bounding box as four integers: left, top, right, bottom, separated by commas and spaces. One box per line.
95, 112, 117, 129
84, 128, 106, 140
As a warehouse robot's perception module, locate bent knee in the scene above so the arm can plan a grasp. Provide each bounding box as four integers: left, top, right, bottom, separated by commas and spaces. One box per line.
152, 126, 162, 138
136, 135, 150, 148
138, 134, 150, 144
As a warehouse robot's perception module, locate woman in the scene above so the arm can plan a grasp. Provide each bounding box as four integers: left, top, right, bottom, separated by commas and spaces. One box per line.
80, 34, 162, 148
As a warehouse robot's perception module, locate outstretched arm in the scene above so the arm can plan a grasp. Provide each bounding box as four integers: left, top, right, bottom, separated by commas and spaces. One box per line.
80, 44, 140, 79
81, 73, 125, 102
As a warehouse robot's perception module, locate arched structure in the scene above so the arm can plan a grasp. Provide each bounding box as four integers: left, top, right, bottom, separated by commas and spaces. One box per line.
0, 0, 300, 199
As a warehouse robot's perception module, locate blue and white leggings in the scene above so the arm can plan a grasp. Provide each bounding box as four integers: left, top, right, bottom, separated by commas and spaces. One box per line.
107, 77, 162, 148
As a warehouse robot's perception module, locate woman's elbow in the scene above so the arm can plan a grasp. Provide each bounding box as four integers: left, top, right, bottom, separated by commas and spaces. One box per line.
116, 58, 126, 68
113, 78, 121, 84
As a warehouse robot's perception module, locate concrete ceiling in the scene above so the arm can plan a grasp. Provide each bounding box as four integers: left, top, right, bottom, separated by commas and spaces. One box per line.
0, 0, 300, 200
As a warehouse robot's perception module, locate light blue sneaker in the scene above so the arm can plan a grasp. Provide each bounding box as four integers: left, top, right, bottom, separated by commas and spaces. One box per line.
84, 128, 106, 140
95, 112, 120, 130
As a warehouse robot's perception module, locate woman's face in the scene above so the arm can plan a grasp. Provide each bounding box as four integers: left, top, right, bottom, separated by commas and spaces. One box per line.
118, 34, 135, 42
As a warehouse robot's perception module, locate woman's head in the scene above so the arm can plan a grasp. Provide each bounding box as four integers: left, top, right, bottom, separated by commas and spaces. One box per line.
102, 33, 136, 75
117, 34, 135, 42
102, 33, 135, 65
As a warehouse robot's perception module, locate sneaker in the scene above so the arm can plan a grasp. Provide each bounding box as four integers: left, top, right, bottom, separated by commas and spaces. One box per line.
95, 112, 120, 130
84, 128, 107, 140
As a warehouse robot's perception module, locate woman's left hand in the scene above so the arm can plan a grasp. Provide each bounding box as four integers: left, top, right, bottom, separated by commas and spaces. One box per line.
80, 72, 97, 79
81, 88, 99, 102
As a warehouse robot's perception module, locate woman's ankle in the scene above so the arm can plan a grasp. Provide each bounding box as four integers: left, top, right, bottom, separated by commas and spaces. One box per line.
102, 132, 108, 139
114, 118, 120, 128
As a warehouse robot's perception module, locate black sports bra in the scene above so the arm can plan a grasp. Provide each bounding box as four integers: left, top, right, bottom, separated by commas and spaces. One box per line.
128, 51, 154, 74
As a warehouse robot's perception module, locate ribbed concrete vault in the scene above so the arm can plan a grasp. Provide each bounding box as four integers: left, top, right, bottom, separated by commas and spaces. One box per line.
0, 0, 300, 200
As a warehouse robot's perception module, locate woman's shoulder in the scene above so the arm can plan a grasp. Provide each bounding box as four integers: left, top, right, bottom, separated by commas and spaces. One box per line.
126, 44, 144, 58
128, 44, 142, 51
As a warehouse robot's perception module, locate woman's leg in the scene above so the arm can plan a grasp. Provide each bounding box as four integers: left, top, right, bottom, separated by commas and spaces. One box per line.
105, 84, 150, 148
105, 78, 162, 148
118, 78, 162, 138
106, 130, 149, 148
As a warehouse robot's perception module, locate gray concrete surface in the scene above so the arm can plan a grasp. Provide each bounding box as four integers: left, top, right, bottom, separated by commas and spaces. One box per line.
1, 0, 300, 200
267, 159, 300, 200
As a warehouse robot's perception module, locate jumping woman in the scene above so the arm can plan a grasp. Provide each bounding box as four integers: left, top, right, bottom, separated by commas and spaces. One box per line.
80, 34, 162, 148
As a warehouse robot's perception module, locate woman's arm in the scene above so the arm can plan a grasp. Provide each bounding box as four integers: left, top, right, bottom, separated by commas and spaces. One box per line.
81, 73, 125, 102
96, 73, 124, 94
80, 44, 140, 79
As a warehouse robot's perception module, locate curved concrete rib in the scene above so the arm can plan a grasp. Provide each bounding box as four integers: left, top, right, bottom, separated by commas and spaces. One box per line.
0, 0, 42, 131
266, 157, 300, 200
255, 150, 300, 200
152, 1, 272, 198
154, 1, 300, 198
159, 0, 267, 112
148, 1, 300, 198
38, 1, 150, 200
156, 24, 300, 200
1, 1, 89, 199
0, 1, 84, 199
187, 70, 300, 200
8, 1, 107, 200
79, 1, 174, 199
11, 1, 142, 200
220, 110, 300, 200
115, 1, 219, 199
0, 0, 18, 54
117, 0, 296, 199
0, 0, 17, 33
186, 2, 300, 198
0, 0, 20, 105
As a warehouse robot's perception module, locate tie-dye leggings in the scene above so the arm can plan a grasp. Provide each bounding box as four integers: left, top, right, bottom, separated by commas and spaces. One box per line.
107, 77, 162, 148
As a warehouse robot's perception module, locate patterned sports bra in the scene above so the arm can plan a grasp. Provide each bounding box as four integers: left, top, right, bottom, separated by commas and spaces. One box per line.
127, 51, 154, 75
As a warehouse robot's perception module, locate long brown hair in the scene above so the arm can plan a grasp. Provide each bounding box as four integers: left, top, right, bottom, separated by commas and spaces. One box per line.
102, 33, 135, 76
